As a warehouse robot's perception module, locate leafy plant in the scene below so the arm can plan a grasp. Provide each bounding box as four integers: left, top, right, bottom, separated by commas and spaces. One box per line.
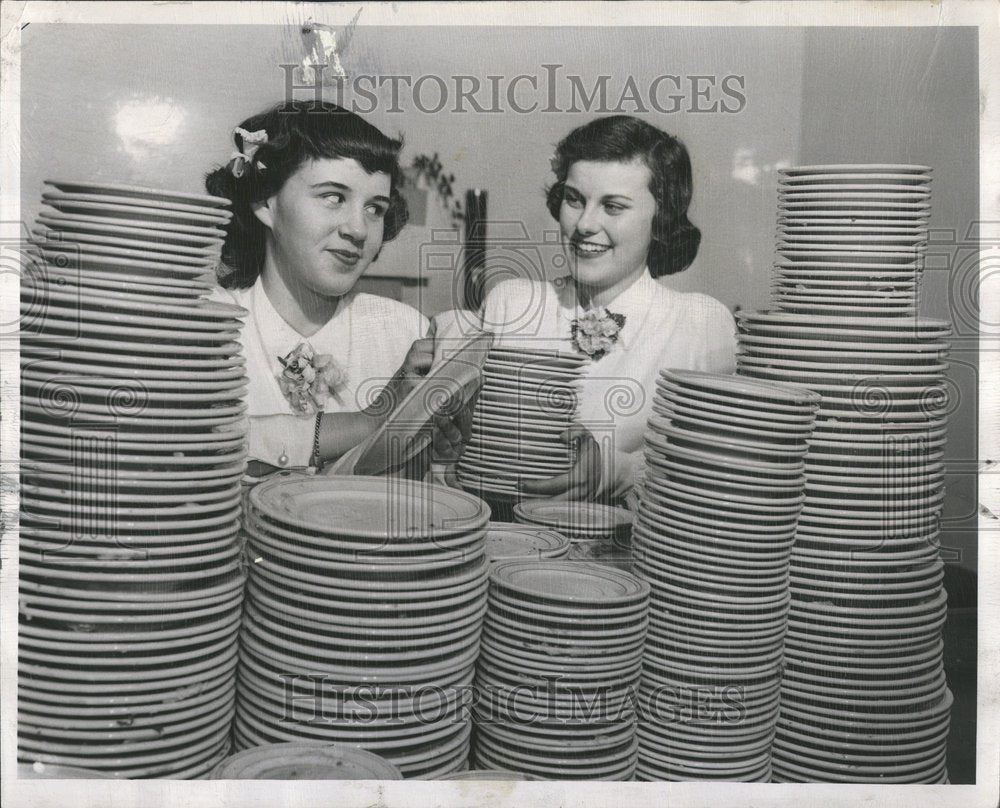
409, 153, 464, 228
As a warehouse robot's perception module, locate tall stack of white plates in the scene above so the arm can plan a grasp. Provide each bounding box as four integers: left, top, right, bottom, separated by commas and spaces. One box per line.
473, 560, 648, 780
733, 164, 953, 784
18, 181, 247, 778
31, 180, 229, 300
774, 165, 930, 317
457, 348, 585, 503
633, 370, 818, 782
235, 476, 490, 779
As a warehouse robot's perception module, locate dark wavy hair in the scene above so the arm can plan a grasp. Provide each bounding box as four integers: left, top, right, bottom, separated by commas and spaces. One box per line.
546, 115, 700, 277
205, 101, 408, 289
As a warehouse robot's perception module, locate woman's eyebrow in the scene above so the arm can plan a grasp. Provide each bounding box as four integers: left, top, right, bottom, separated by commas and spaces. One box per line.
564, 184, 634, 202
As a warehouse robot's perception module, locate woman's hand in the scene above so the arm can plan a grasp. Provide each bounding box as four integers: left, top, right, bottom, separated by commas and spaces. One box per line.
367, 322, 437, 418
429, 389, 476, 488
431, 397, 473, 462
519, 424, 602, 501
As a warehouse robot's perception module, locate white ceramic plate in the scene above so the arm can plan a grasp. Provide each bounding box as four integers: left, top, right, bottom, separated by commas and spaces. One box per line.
45, 179, 230, 207
33, 226, 220, 258
250, 475, 488, 539
31, 266, 213, 298
42, 195, 232, 224
35, 239, 217, 268
37, 210, 226, 241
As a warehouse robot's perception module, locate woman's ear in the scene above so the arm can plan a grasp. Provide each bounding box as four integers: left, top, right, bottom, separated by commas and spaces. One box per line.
251, 196, 276, 230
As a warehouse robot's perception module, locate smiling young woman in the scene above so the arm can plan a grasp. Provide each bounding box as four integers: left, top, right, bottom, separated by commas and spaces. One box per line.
478, 115, 738, 503
204, 101, 461, 475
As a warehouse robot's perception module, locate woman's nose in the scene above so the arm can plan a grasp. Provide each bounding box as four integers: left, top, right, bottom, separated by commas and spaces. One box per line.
575, 204, 600, 235
338, 206, 368, 246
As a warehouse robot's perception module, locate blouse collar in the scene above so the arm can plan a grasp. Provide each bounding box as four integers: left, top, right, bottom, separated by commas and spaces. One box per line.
251, 275, 352, 360
555, 267, 658, 350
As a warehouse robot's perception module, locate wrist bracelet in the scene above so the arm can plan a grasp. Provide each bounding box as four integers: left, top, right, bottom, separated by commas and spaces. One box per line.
311, 411, 324, 471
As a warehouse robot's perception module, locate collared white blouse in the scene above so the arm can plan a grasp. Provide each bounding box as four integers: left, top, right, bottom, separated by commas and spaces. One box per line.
481, 269, 737, 498
212, 277, 427, 467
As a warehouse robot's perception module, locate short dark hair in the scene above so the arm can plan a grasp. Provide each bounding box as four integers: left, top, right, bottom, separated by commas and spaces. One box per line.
546, 115, 700, 277
205, 101, 408, 289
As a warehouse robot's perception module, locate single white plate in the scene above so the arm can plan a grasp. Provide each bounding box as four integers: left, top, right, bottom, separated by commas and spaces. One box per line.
37, 210, 226, 241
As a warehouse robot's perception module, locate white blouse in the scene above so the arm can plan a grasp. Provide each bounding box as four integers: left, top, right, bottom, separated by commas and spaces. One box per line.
480, 269, 737, 499
212, 277, 427, 467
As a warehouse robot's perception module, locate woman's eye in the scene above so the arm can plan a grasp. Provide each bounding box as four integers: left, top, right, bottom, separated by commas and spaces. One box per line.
604, 203, 625, 214
563, 193, 584, 209
321, 193, 345, 205
365, 204, 388, 218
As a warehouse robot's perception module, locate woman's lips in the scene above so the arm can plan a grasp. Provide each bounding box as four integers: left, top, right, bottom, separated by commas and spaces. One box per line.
328, 248, 362, 266
571, 239, 611, 257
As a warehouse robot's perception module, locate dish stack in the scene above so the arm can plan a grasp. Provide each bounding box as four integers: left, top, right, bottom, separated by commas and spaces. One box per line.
235, 476, 491, 779
457, 347, 586, 512
18, 181, 248, 778
632, 371, 818, 782
735, 164, 953, 784
773, 165, 929, 316
513, 500, 634, 570
472, 560, 649, 780
485, 523, 571, 564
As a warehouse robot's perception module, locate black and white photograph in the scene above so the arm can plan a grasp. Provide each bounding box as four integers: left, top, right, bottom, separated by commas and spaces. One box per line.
1, 2, 997, 806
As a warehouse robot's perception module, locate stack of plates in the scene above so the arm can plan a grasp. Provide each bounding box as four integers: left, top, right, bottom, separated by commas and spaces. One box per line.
485, 523, 571, 563
31, 180, 229, 300
209, 742, 402, 779
18, 182, 247, 779
774, 165, 931, 315
457, 348, 586, 502
235, 476, 490, 779
736, 315, 953, 783
18, 573, 245, 779
473, 560, 649, 781
739, 165, 953, 784
513, 500, 634, 571
633, 370, 818, 782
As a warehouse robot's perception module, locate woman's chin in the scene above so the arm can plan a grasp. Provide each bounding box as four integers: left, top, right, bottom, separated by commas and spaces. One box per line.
569, 258, 618, 287
317, 270, 368, 298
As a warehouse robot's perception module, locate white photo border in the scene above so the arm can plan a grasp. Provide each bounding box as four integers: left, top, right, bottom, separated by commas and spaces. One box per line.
1, 2, 997, 807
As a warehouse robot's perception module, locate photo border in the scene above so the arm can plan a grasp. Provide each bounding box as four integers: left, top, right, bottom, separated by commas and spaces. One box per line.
1, 2, 997, 806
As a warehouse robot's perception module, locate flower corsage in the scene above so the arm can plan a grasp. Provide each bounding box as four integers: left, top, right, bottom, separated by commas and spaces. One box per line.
571, 308, 626, 360
277, 342, 344, 415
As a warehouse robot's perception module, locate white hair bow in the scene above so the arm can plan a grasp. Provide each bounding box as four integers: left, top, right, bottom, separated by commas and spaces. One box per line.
229, 127, 268, 178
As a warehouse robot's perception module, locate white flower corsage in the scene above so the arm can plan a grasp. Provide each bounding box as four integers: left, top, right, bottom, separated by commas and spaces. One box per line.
571, 308, 626, 360
277, 342, 344, 415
